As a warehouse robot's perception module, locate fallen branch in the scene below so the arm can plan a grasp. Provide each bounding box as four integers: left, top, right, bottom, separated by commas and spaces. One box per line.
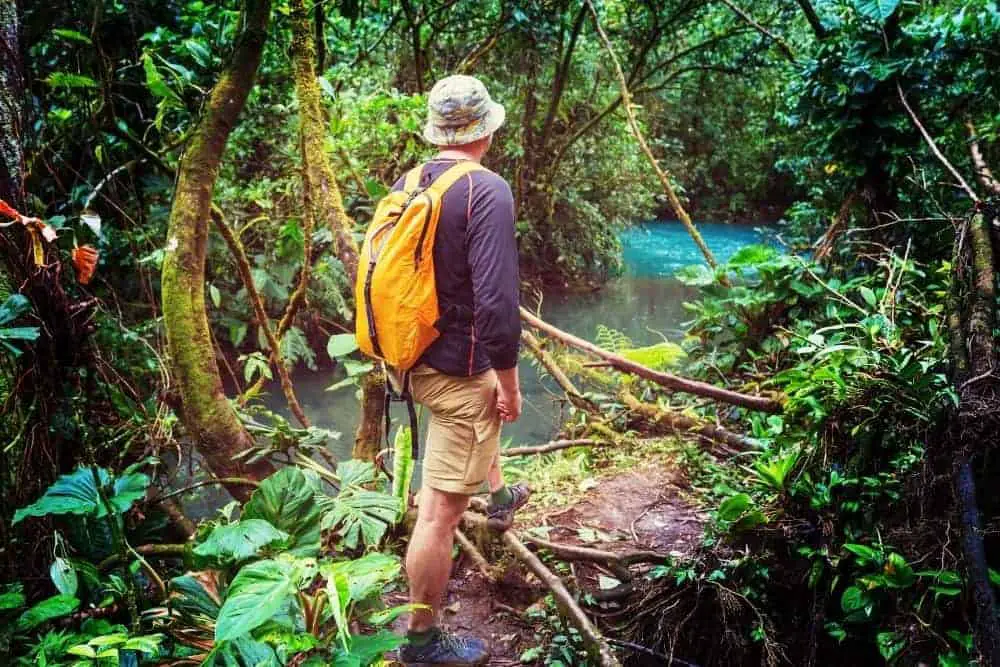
463, 513, 622, 667
586, 0, 726, 284
521, 307, 782, 413
502, 439, 604, 457
621, 391, 755, 452
522, 534, 669, 569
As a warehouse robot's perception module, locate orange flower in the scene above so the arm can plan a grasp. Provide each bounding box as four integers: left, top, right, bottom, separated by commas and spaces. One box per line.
72, 245, 99, 285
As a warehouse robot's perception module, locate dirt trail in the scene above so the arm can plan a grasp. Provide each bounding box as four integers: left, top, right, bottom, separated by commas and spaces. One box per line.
388, 465, 706, 665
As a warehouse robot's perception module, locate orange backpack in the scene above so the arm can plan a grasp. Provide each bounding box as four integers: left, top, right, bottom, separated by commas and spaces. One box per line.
355, 160, 483, 370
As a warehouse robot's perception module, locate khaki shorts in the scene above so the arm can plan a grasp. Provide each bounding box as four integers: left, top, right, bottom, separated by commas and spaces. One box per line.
391, 364, 501, 495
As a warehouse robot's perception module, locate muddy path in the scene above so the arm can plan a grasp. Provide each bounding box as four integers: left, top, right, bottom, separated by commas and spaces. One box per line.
388, 464, 706, 665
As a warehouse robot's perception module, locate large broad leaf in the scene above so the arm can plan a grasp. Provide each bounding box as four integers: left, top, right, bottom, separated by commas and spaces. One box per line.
169, 572, 223, 622
319, 490, 401, 551
326, 333, 359, 359
13, 466, 150, 524
322, 553, 402, 605
337, 459, 378, 488
16, 594, 80, 631
193, 519, 289, 564
215, 557, 312, 642
853, 0, 900, 22
243, 468, 323, 556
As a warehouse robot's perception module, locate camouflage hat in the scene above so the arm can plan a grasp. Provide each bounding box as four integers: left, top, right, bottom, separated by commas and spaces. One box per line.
422, 75, 506, 146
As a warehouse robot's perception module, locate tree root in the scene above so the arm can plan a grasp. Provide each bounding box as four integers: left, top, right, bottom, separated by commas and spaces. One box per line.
521, 307, 782, 412
454, 527, 496, 580
462, 512, 622, 666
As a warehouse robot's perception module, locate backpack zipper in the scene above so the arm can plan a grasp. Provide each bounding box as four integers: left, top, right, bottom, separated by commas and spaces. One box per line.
413, 192, 434, 266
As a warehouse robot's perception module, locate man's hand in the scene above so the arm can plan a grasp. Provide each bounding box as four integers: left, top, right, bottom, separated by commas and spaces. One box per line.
495, 367, 522, 423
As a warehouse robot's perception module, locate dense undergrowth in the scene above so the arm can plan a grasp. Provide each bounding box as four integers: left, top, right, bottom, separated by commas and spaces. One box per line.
3, 0, 1000, 665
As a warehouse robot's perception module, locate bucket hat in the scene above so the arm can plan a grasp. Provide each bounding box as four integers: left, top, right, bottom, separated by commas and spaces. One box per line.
422, 75, 506, 146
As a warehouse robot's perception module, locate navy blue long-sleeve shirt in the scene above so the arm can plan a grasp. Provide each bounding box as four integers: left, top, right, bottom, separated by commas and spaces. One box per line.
391, 158, 521, 376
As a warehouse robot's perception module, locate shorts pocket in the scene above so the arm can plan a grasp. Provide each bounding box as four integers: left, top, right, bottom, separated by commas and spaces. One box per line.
463, 412, 500, 486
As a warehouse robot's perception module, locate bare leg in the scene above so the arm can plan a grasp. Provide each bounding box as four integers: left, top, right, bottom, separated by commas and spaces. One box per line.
406, 486, 470, 632
486, 452, 504, 494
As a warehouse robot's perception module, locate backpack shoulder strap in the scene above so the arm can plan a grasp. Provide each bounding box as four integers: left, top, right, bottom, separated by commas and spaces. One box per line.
402, 164, 423, 193
425, 160, 485, 199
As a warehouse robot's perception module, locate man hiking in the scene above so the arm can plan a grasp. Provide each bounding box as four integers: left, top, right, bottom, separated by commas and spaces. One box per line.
385, 75, 530, 665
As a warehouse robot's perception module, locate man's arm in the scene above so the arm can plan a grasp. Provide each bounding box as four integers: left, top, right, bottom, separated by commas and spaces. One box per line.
466, 172, 522, 419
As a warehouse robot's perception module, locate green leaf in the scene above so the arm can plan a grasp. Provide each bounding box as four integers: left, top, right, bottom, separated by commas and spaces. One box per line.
392, 427, 414, 520
853, 0, 900, 22
859, 286, 877, 308
844, 543, 879, 564
717, 493, 751, 522
324, 552, 401, 604
327, 333, 359, 358
184, 39, 211, 67
319, 489, 401, 551
193, 519, 290, 563
209, 284, 221, 309
243, 468, 323, 556
339, 630, 405, 664
13, 466, 150, 524
142, 52, 180, 102
16, 594, 80, 631
840, 586, 870, 616
44, 72, 99, 89
343, 359, 373, 377
337, 459, 378, 487
318, 76, 336, 98
0, 585, 26, 611
50, 557, 79, 596
215, 559, 302, 642
0, 294, 31, 326
52, 28, 93, 44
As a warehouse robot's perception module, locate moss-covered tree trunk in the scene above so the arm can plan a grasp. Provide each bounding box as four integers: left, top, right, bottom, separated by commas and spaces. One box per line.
161, 0, 274, 501
290, 0, 383, 460
289, 0, 357, 284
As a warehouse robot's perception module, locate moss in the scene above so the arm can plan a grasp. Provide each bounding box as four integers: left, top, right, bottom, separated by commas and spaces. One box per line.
290, 0, 358, 282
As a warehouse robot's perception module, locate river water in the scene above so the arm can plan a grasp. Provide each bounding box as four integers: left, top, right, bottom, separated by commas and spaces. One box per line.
263, 221, 764, 457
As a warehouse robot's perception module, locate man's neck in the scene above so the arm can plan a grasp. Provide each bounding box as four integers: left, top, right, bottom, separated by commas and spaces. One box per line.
434, 148, 481, 163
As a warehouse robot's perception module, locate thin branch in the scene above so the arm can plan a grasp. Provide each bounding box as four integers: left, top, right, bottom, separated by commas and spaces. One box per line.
212, 209, 312, 427
585, 0, 726, 280
462, 512, 623, 667
897, 82, 979, 203
718, 0, 795, 62
153, 477, 260, 504
965, 120, 1000, 196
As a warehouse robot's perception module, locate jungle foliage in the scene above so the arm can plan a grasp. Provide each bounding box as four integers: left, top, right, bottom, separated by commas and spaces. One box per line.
2, 0, 1000, 665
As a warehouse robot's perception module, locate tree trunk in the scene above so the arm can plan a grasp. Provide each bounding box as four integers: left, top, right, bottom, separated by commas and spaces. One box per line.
161, 0, 275, 502
290, 0, 357, 283
353, 369, 385, 461
0, 0, 22, 207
